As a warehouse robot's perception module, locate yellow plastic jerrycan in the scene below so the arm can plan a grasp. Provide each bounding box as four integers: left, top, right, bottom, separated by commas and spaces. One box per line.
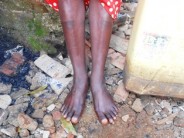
124, 0, 184, 98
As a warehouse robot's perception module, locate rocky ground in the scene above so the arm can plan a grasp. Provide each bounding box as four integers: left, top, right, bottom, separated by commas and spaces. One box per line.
0, 1, 184, 138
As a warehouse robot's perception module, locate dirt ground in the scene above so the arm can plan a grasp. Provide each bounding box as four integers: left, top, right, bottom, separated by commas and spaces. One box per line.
74, 93, 177, 138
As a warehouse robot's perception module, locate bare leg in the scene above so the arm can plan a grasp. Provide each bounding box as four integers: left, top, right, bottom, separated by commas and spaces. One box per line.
58, 0, 88, 124
89, 0, 118, 125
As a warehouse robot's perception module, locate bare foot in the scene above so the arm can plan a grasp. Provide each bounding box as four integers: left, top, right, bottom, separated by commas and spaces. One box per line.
91, 78, 118, 125
61, 76, 88, 124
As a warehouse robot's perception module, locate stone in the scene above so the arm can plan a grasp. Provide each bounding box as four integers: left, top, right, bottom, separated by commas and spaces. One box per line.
122, 114, 130, 122
50, 127, 67, 138
110, 52, 125, 70
7, 113, 19, 127
124, 3, 138, 12
110, 34, 128, 54
156, 112, 178, 125
77, 134, 84, 138
0, 52, 25, 76
10, 88, 29, 99
0, 125, 18, 137
31, 109, 44, 119
15, 95, 31, 104
124, 28, 132, 36
55, 102, 62, 109
50, 77, 73, 95
34, 54, 71, 79
0, 109, 9, 125
52, 111, 62, 121
34, 128, 51, 138
105, 77, 114, 85
114, 81, 129, 102
67, 133, 75, 138
18, 113, 38, 131
114, 31, 126, 39
8, 103, 28, 113
0, 95, 12, 109
30, 72, 49, 90
177, 110, 184, 118
57, 53, 64, 61
25, 75, 32, 84
19, 128, 30, 137
131, 98, 144, 112
107, 68, 122, 75
119, 24, 129, 32
32, 93, 58, 109
62, 58, 73, 75
47, 104, 56, 112
160, 100, 172, 114
0, 83, 12, 94
43, 115, 54, 128
45, 127, 56, 134
174, 117, 184, 127
42, 131, 50, 138
144, 104, 155, 116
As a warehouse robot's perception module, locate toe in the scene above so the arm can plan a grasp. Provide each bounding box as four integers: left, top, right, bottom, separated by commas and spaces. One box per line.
62, 106, 69, 118
71, 112, 80, 124
63, 111, 68, 118
110, 111, 117, 120
61, 107, 67, 115
101, 118, 108, 125
71, 116, 79, 124
61, 105, 65, 112
66, 111, 74, 122
106, 113, 114, 124
113, 105, 118, 112
97, 112, 108, 125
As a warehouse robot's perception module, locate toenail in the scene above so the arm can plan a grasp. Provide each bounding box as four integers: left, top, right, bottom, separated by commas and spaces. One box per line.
101, 119, 108, 125
72, 117, 78, 123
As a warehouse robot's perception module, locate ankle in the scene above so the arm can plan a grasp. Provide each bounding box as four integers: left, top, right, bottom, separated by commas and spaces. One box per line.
90, 73, 104, 83
73, 74, 88, 87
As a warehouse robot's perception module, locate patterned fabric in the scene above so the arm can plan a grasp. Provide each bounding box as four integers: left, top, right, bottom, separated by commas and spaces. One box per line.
45, 0, 122, 19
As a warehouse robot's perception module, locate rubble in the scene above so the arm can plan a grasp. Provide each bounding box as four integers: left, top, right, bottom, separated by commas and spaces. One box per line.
31, 109, 45, 119
0, 83, 12, 94
34, 54, 71, 79
0, 52, 25, 76
0, 109, 8, 125
122, 114, 130, 122
18, 113, 38, 131
43, 115, 55, 128
0, 95, 12, 109
0, 125, 18, 137
110, 52, 125, 70
131, 98, 144, 112
50, 77, 73, 95
174, 117, 184, 127
0, 1, 183, 137
47, 104, 56, 112
114, 81, 129, 102
52, 111, 62, 121
110, 34, 128, 54
19, 128, 30, 137
156, 112, 178, 125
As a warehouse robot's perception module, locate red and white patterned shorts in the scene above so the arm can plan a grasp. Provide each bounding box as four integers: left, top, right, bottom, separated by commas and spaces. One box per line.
45, 0, 122, 19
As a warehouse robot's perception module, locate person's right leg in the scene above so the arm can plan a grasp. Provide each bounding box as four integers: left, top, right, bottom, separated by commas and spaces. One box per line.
58, 0, 88, 124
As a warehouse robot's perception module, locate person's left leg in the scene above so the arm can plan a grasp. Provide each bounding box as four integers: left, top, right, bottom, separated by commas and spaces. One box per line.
89, 0, 118, 125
